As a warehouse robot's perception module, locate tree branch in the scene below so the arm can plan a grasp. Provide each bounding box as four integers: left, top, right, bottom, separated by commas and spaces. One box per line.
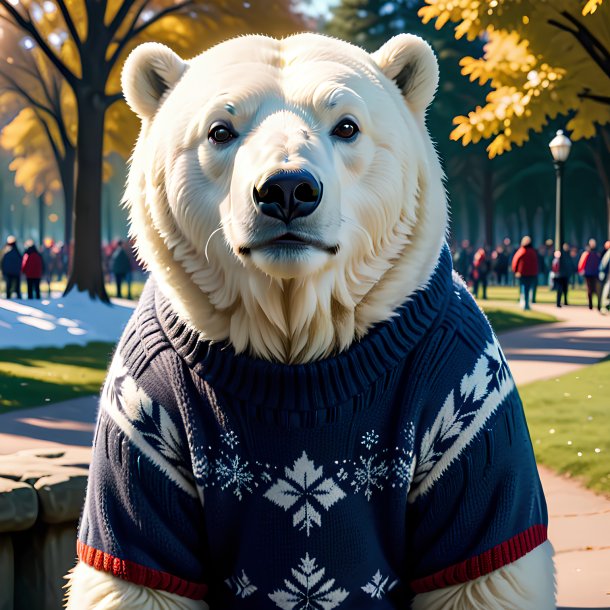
560, 10, 610, 64
578, 90, 610, 105
106, 0, 139, 41
0, 0, 79, 86
547, 12, 610, 80
33, 107, 63, 165
104, 91, 124, 107
54, 0, 82, 51
107, 0, 194, 71
0, 70, 56, 118
106, 0, 153, 73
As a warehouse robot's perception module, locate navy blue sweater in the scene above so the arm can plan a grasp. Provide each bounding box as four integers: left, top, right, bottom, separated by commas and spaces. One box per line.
78, 245, 547, 608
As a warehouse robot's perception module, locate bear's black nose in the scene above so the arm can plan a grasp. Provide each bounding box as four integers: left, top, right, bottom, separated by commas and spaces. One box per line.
253, 170, 322, 223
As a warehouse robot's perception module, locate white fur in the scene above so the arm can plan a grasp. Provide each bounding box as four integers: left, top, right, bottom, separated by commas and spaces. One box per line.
65, 562, 209, 610
66, 33, 555, 609
66, 543, 555, 609
121, 33, 447, 363
412, 541, 556, 610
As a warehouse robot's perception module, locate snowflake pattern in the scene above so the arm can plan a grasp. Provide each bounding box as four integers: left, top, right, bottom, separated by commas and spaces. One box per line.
268, 553, 349, 609
351, 455, 389, 501
102, 356, 193, 485
412, 338, 513, 493
361, 570, 398, 600
264, 452, 346, 536
361, 430, 379, 450
225, 570, 258, 598
221, 429, 240, 449
215, 454, 254, 500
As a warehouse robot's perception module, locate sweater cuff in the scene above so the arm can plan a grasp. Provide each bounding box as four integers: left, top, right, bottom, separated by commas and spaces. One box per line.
409, 524, 547, 593
77, 540, 208, 600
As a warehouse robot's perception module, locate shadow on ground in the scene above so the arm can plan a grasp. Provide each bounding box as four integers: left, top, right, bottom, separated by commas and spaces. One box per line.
0, 396, 97, 451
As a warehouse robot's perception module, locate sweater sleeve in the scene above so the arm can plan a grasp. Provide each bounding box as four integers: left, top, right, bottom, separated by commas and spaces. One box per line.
406, 337, 548, 594
76, 350, 208, 601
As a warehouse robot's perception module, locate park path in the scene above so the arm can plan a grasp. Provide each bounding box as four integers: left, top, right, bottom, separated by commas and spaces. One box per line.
0, 301, 608, 606
497, 302, 610, 608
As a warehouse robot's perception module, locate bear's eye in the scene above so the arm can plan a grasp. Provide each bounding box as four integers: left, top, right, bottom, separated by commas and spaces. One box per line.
331, 119, 359, 140
208, 122, 237, 145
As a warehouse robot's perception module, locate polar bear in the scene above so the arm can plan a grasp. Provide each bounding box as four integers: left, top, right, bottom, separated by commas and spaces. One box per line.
66, 33, 555, 609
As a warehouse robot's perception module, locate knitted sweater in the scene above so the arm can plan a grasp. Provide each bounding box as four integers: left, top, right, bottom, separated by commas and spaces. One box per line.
77, 245, 547, 608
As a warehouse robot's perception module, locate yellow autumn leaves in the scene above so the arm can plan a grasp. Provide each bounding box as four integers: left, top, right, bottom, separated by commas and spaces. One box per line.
420, 0, 610, 157
0, 0, 302, 206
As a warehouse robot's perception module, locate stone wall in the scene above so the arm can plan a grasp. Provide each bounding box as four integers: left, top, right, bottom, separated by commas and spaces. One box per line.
0, 448, 90, 610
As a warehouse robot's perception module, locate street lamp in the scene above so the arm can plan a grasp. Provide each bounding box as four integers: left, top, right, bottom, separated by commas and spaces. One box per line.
549, 129, 572, 249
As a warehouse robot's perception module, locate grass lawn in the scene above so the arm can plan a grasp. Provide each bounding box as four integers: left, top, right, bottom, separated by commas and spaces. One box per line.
0, 342, 114, 412
484, 283, 589, 306
481, 307, 557, 333
520, 358, 610, 497
47, 279, 146, 300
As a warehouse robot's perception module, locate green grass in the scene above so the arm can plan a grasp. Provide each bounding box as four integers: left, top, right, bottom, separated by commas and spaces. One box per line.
47, 280, 146, 300
483, 284, 589, 306
520, 358, 610, 497
481, 307, 558, 333
0, 342, 114, 412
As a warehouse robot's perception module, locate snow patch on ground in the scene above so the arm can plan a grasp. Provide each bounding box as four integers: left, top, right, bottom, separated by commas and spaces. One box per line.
0, 291, 135, 349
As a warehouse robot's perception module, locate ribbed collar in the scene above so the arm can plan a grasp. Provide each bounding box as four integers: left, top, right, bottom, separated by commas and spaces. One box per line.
155, 244, 453, 412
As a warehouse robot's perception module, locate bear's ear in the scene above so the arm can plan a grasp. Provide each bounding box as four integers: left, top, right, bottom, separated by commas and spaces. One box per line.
122, 43, 187, 119
371, 34, 439, 113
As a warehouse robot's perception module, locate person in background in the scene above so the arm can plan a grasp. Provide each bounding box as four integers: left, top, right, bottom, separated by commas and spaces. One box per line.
453, 239, 472, 282
111, 240, 133, 299
512, 236, 538, 310
533, 244, 547, 303
1, 236, 22, 299
552, 243, 572, 308
493, 245, 509, 286
544, 239, 555, 287
471, 246, 489, 299
21, 240, 44, 300
40, 238, 54, 297
578, 238, 602, 311
569, 245, 580, 288
503, 237, 515, 286
599, 240, 610, 314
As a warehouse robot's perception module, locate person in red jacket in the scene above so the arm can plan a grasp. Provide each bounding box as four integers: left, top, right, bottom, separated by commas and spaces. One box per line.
21, 241, 44, 300
512, 235, 539, 310
577, 238, 602, 311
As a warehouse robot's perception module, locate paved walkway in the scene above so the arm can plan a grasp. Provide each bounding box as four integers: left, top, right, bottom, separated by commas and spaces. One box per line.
0, 301, 608, 607
497, 302, 610, 608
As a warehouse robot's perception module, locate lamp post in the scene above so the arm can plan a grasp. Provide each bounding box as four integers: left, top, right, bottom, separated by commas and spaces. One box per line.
549, 130, 572, 249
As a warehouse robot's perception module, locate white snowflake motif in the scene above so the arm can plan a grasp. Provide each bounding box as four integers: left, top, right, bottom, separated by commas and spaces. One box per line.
264, 451, 346, 536
361, 570, 398, 600
390, 456, 414, 489
268, 553, 349, 609
221, 429, 240, 449
361, 430, 379, 450
225, 570, 257, 598
351, 455, 389, 501
413, 389, 466, 486
214, 454, 254, 500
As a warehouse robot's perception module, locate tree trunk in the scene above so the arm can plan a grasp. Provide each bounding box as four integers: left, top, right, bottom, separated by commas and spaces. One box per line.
38, 195, 44, 244
586, 126, 610, 239
64, 91, 108, 301
60, 146, 76, 252
482, 161, 494, 247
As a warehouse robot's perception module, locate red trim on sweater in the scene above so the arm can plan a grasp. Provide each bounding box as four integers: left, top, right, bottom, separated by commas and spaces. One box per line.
410, 524, 548, 594
77, 540, 208, 600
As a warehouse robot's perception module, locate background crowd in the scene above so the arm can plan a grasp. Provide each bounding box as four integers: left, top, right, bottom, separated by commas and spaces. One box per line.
1, 236, 143, 300
3, 233, 610, 315
452, 236, 610, 312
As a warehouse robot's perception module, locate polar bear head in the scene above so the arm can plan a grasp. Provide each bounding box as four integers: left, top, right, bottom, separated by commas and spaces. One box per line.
122, 33, 447, 363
